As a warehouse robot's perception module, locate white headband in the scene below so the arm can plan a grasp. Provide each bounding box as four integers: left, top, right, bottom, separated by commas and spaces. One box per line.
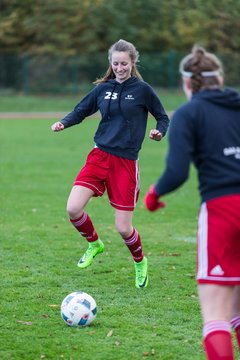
181, 70, 221, 78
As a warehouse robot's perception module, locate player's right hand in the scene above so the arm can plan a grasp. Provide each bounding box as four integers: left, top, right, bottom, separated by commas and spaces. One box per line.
51, 122, 64, 132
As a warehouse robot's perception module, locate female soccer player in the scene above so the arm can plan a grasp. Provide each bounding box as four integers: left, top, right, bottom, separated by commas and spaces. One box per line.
51, 39, 169, 288
145, 45, 240, 359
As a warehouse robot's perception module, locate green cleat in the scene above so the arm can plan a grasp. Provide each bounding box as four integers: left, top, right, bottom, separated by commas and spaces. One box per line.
134, 257, 148, 288
77, 239, 104, 269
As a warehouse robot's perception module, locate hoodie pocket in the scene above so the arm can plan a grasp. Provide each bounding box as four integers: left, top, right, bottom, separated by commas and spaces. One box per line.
94, 119, 133, 149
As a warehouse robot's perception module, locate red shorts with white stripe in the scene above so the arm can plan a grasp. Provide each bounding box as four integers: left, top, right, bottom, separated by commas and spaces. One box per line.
197, 194, 240, 285
74, 148, 140, 211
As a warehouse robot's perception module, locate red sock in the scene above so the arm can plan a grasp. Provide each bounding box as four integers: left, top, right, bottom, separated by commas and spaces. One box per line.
203, 321, 234, 360
70, 212, 98, 242
122, 228, 144, 262
231, 316, 240, 350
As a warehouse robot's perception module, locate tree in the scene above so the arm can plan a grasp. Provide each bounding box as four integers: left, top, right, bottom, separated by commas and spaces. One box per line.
0, 0, 239, 55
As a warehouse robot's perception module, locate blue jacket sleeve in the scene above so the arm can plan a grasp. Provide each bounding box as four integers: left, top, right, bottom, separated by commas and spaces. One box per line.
146, 86, 169, 136
60, 87, 99, 128
154, 107, 196, 196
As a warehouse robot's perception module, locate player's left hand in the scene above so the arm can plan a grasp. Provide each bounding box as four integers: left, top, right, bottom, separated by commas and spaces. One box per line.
144, 185, 166, 211
149, 129, 162, 141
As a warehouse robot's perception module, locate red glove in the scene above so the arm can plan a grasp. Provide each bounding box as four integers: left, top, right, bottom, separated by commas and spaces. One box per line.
144, 185, 166, 212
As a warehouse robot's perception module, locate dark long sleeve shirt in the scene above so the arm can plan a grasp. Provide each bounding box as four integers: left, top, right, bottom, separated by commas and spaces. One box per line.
60, 76, 169, 160
155, 88, 240, 202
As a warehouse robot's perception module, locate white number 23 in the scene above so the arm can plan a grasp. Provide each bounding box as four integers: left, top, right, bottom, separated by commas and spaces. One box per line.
104, 92, 118, 100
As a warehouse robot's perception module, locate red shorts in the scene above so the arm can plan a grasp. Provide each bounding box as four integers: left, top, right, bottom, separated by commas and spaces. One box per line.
74, 148, 140, 211
197, 194, 240, 285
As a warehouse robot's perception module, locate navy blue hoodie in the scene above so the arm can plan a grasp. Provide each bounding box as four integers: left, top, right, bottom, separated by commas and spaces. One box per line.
155, 88, 240, 202
60, 76, 169, 160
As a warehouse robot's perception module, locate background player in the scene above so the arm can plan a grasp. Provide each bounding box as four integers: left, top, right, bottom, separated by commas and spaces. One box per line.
145, 45, 240, 359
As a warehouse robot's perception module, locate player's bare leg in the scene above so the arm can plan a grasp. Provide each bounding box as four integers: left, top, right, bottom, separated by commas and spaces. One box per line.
67, 185, 94, 219
115, 209, 133, 238
198, 284, 235, 359
67, 185, 104, 268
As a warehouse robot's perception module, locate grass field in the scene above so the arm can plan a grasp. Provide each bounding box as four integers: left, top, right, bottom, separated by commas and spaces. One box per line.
1, 95, 237, 359
0, 89, 186, 113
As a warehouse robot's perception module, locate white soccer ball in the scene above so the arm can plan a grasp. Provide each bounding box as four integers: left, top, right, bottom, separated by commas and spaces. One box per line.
61, 291, 97, 327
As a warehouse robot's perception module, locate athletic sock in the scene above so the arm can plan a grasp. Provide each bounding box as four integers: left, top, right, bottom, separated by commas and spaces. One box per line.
122, 228, 144, 263
70, 212, 98, 242
203, 321, 234, 359
231, 315, 240, 350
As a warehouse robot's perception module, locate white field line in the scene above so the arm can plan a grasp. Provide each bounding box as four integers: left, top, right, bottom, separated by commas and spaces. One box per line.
175, 236, 196, 243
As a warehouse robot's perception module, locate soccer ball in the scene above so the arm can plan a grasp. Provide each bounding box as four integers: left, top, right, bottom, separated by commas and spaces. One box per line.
61, 291, 97, 327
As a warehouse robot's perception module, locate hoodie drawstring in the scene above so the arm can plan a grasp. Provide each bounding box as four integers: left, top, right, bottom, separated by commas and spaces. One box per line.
106, 82, 117, 119
106, 79, 133, 144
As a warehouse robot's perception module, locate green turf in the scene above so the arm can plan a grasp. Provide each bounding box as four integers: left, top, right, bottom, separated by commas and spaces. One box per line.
0, 117, 238, 359
0, 88, 186, 113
